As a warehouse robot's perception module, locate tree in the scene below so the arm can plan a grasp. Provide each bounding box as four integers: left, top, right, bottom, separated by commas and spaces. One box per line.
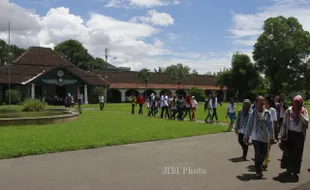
154, 67, 163, 73
217, 52, 259, 101
253, 16, 310, 94
191, 69, 199, 75
80, 57, 110, 71
54, 39, 92, 68
164, 63, 190, 88
0, 39, 24, 66
138, 68, 152, 88
189, 87, 205, 102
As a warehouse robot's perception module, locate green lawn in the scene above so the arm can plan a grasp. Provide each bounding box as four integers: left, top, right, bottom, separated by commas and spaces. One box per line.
0, 104, 229, 159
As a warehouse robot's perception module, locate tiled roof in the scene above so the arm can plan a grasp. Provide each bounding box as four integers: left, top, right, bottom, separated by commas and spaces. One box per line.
94, 70, 226, 90
0, 47, 108, 86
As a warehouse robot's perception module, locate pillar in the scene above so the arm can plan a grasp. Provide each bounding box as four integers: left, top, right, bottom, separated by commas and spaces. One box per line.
223, 90, 227, 101
31, 83, 35, 99
155, 89, 161, 96
77, 86, 80, 96
104, 86, 108, 102
120, 89, 127, 102
84, 84, 88, 104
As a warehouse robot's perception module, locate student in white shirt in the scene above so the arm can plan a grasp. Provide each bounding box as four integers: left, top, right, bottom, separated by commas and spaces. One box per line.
99, 94, 105, 111
160, 94, 170, 119
226, 98, 236, 131
191, 96, 199, 121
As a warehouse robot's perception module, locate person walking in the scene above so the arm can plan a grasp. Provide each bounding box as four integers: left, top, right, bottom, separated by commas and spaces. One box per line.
183, 95, 192, 121
226, 98, 236, 131
279, 93, 288, 135
191, 96, 198, 121
99, 94, 105, 111
212, 92, 222, 123
161, 94, 170, 119
280, 95, 309, 178
77, 94, 82, 114
128, 94, 137, 114
137, 93, 145, 115
170, 95, 178, 120
244, 96, 274, 179
263, 96, 277, 170
274, 95, 281, 141
204, 93, 213, 123
234, 99, 252, 160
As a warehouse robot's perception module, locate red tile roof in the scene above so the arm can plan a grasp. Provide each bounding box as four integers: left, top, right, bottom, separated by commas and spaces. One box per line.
94, 70, 227, 90
0, 47, 108, 86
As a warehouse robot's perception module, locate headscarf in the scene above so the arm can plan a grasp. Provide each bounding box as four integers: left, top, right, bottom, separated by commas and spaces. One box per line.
291, 95, 306, 120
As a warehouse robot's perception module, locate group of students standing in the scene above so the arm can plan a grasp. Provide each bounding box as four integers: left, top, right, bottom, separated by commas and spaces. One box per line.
128, 93, 199, 121
233, 93, 309, 179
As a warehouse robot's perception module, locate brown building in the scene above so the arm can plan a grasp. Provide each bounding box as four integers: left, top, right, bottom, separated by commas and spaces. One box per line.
0, 46, 227, 104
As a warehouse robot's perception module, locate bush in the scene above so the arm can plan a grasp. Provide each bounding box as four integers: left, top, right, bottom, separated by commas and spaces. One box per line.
5, 89, 21, 104
189, 87, 206, 102
21, 99, 45, 112
89, 86, 105, 104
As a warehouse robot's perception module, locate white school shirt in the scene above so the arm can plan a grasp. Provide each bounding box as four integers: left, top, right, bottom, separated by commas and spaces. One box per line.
160, 95, 165, 108
280, 102, 285, 118
269, 107, 277, 122
99, 96, 104, 103
192, 100, 198, 108
287, 110, 309, 132
228, 103, 235, 113
164, 95, 169, 106
213, 97, 218, 108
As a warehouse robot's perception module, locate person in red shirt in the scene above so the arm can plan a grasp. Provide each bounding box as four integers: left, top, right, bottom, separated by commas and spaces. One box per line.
182, 95, 193, 121
137, 93, 145, 115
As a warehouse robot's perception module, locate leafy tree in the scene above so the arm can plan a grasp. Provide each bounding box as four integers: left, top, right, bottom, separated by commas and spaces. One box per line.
54, 39, 92, 68
191, 69, 199, 75
0, 39, 24, 66
164, 63, 190, 88
253, 16, 310, 94
217, 52, 259, 101
138, 68, 152, 88
189, 87, 205, 102
154, 67, 164, 73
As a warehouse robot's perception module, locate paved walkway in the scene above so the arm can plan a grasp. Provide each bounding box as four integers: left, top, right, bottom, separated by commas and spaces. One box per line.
0, 131, 309, 189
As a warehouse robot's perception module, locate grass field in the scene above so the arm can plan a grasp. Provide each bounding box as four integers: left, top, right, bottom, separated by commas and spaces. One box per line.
0, 103, 233, 159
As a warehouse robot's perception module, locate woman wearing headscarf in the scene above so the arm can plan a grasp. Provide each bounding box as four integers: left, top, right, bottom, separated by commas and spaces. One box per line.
280, 95, 309, 177
191, 96, 199, 121
244, 96, 274, 179
234, 99, 252, 160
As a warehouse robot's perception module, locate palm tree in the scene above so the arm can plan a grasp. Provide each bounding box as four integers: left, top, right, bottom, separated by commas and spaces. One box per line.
138, 68, 152, 88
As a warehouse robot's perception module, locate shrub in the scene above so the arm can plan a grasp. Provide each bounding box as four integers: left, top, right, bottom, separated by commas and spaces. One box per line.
5, 89, 21, 104
189, 87, 206, 102
21, 99, 45, 112
89, 86, 105, 104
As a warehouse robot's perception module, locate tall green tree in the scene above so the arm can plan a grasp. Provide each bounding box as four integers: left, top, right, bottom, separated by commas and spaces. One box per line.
253, 16, 310, 94
191, 69, 199, 75
54, 39, 92, 68
138, 68, 152, 88
164, 63, 190, 88
217, 52, 259, 101
0, 39, 24, 66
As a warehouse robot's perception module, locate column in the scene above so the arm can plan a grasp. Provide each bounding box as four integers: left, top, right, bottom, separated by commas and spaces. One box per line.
84, 84, 88, 104
154, 89, 161, 96
77, 86, 80, 96
31, 83, 35, 99
104, 86, 108, 102
223, 90, 228, 101
120, 89, 127, 102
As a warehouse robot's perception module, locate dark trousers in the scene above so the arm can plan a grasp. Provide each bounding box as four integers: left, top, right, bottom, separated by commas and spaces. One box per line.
171, 109, 177, 120
131, 104, 135, 114
161, 106, 170, 118
277, 118, 284, 140
100, 102, 105, 111
139, 104, 143, 115
177, 108, 184, 120
238, 133, 248, 158
281, 130, 305, 174
212, 108, 218, 121
183, 108, 192, 120
252, 140, 268, 174
78, 104, 82, 114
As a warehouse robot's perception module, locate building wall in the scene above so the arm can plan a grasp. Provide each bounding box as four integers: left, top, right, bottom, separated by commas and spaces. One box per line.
0, 84, 3, 103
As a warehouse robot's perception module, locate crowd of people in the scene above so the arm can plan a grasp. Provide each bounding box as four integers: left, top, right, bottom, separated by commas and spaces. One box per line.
127, 92, 223, 122
233, 93, 308, 179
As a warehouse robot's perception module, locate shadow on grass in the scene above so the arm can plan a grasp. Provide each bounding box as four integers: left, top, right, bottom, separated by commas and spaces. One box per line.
236, 174, 266, 181
228, 157, 248, 163
273, 172, 299, 183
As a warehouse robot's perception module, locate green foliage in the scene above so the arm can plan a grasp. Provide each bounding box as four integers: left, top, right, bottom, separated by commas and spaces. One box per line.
191, 69, 199, 75
253, 16, 310, 94
164, 63, 190, 87
138, 68, 152, 87
21, 99, 45, 112
217, 53, 259, 101
89, 86, 105, 103
189, 87, 206, 102
0, 39, 24, 66
5, 89, 21, 104
54, 39, 92, 68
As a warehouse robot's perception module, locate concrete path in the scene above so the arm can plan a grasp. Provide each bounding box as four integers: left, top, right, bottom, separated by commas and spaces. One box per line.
0, 132, 309, 190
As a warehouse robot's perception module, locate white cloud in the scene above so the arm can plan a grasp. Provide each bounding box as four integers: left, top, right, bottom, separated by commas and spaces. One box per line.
229, 0, 310, 47
130, 10, 174, 26
104, 0, 180, 8
0, 0, 232, 74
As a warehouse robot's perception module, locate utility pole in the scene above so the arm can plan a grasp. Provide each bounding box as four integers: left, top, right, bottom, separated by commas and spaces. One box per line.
8, 21, 11, 110
105, 48, 109, 62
